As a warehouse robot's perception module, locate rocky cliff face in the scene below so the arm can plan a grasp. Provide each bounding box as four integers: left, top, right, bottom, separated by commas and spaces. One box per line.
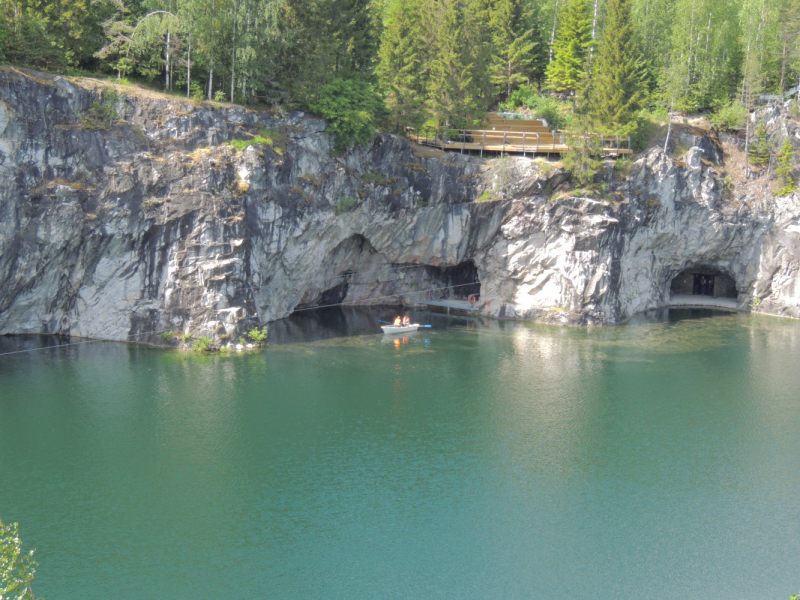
1, 67, 799, 345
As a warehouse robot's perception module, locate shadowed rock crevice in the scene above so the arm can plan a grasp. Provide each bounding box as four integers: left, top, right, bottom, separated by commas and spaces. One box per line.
2, 68, 800, 345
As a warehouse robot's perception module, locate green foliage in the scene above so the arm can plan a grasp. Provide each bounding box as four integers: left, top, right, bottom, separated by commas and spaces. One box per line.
0, 519, 37, 600
229, 136, 272, 151
546, 0, 593, 94
776, 137, 798, 197
489, 0, 538, 98
335, 197, 357, 215
82, 91, 122, 131
377, 0, 428, 132
414, 196, 427, 207
749, 295, 762, 308
192, 337, 212, 352
425, 0, 486, 129
159, 331, 173, 341
749, 123, 771, 167
614, 157, 633, 177
247, 326, 268, 346
710, 102, 747, 131
181, 332, 192, 343
562, 119, 603, 186
588, 0, 645, 131
190, 82, 205, 102
313, 79, 385, 152
499, 87, 569, 129
476, 190, 494, 202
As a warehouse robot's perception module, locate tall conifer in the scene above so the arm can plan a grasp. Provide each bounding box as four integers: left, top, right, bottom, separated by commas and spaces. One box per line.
545, 0, 592, 94
377, 0, 428, 131
427, 0, 480, 128
589, 0, 644, 130
490, 0, 537, 97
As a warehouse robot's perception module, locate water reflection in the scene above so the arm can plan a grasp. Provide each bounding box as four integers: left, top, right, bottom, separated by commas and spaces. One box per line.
1, 309, 799, 599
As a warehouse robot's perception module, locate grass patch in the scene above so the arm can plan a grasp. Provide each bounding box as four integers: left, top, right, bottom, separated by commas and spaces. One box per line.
82, 90, 122, 130
229, 136, 272, 151
142, 197, 165, 210
476, 190, 495, 202
299, 174, 321, 187
335, 196, 357, 215
400, 161, 428, 173
670, 141, 691, 159
614, 156, 633, 178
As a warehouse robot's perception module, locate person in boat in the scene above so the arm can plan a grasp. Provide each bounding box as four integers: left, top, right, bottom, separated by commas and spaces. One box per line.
393, 316, 402, 326
402, 316, 410, 326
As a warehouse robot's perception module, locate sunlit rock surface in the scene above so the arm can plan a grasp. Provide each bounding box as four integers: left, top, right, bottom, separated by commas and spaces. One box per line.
1, 67, 799, 344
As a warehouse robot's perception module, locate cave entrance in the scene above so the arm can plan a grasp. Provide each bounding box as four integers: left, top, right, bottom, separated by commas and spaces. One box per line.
427, 260, 481, 300
670, 267, 738, 299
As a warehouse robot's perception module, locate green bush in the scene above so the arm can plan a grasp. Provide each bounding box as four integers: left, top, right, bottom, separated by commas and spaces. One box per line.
159, 331, 173, 341
192, 337, 212, 352
749, 123, 771, 166
247, 326, 269, 346
82, 91, 121, 130
335, 197, 357, 215
0, 519, 37, 600
776, 136, 797, 197
312, 78, 387, 152
710, 102, 747, 131
229, 136, 272, 151
498, 87, 568, 130
190, 81, 205, 102
562, 130, 603, 186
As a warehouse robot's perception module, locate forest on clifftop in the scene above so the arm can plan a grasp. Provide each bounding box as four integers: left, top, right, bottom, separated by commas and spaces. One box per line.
1, 0, 799, 141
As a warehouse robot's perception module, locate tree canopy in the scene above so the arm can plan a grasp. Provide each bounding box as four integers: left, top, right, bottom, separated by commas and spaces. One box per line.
1, 0, 797, 142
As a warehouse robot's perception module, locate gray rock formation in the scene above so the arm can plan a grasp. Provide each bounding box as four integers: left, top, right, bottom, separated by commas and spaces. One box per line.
1, 67, 799, 346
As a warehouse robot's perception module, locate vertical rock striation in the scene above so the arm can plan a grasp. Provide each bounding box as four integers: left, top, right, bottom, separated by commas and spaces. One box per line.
1, 67, 799, 345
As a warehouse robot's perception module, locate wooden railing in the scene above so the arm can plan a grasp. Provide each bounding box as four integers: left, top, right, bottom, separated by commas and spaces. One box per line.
406, 125, 631, 157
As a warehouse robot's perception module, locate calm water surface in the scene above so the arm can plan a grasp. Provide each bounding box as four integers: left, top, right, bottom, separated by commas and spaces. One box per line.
1, 308, 799, 599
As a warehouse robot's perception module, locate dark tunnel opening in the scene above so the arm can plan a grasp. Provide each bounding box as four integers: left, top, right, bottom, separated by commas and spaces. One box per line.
427, 260, 481, 300
670, 266, 738, 299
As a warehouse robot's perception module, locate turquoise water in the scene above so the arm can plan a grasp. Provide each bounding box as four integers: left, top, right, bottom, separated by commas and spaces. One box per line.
1, 308, 799, 599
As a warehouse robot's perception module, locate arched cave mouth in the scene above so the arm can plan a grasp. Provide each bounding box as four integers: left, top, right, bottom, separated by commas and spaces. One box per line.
426, 260, 481, 300
669, 266, 738, 299
292, 234, 481, 312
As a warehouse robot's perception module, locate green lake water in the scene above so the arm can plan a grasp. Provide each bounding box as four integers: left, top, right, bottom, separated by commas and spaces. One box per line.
1, 308, 799, 599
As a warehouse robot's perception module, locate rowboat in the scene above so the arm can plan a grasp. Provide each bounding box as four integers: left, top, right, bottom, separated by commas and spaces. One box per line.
381, 324, 420, 334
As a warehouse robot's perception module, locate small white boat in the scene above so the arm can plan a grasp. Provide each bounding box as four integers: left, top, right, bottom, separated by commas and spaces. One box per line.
381, 324, 421, 334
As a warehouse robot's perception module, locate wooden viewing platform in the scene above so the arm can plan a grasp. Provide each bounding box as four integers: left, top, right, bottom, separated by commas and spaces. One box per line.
407, 113, 632, 157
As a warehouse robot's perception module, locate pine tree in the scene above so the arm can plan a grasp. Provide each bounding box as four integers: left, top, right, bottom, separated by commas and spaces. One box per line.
527, 0, 550, 90
776, 136, 797, 196
327, 0, 380, 82
588, 0, 644, 131
748, 122, 771, 166
377, 0, 428, 131
489, 0, 537, 98
427, 0, 481, 128
545, 0, 592, 94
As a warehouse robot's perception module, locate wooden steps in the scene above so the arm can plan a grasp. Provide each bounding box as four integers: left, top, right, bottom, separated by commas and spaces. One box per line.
406, 112, 632, 156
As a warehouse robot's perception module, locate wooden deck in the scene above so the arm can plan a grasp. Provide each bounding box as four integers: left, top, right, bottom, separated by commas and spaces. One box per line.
407, 113, 632, 157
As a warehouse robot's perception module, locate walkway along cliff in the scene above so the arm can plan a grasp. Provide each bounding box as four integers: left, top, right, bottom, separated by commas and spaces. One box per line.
1, 67, 800, 345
